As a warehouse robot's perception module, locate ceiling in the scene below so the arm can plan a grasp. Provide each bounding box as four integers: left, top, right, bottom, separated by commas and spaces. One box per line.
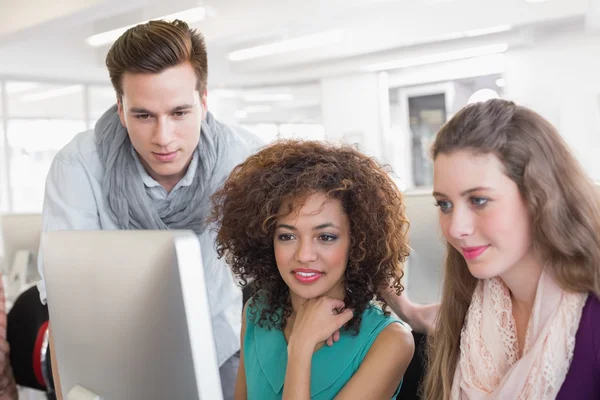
0, 0, 596, 83
0, 0, 597, 123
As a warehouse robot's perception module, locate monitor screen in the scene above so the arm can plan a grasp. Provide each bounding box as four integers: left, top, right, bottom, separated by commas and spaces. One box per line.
42, 230, 223, 400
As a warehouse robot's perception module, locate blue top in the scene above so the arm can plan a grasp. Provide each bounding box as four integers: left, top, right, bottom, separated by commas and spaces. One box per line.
244, 301, 404, 399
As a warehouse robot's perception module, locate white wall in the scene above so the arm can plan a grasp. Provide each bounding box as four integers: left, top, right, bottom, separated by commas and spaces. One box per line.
505, 28, 600, 180
320, 73, 385, 159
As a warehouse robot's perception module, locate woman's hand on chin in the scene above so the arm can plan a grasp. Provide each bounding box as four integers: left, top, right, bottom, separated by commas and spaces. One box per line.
288, 296, 353, 352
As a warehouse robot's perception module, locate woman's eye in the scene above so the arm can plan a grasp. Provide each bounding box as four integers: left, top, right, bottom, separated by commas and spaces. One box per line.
319, 234, 337, 242
435, 200, 452, 213
471, 197, 489, 207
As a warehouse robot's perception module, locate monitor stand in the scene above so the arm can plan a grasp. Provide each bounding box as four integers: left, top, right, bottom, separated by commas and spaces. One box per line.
67, 385, 104, 400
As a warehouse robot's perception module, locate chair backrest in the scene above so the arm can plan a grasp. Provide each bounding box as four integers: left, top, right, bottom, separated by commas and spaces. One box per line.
0, 214, 42, 273
396, 331, 427, 400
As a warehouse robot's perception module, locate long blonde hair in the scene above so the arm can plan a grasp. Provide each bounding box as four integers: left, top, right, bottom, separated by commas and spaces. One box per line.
423, 99, 600, 399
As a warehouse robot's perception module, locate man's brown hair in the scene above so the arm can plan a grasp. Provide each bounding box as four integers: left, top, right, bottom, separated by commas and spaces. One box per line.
105, 19, 207, 99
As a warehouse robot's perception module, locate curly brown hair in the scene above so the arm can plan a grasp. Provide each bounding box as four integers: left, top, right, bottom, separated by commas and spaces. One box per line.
209, 140, 410, 333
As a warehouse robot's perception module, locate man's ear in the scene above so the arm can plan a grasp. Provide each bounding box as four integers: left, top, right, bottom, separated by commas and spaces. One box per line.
201, 90, 208, 119
117, 98, 126, 127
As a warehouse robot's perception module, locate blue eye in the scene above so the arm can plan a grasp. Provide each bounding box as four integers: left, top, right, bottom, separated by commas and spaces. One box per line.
319, 234, 337, 242
471, 197, 489, 207
435, 200, 452, 213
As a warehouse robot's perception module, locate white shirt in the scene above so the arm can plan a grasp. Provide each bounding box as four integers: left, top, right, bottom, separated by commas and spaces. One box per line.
37, 124, 263, 366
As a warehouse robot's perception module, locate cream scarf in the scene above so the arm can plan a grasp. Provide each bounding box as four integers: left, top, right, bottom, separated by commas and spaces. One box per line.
451, 269, 588, 399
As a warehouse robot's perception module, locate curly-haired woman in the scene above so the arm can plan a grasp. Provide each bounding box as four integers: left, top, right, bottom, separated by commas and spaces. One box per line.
210, 140, 414, 399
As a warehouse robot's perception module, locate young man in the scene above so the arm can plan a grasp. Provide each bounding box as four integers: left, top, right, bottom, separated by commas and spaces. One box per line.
37, 19, 263, 399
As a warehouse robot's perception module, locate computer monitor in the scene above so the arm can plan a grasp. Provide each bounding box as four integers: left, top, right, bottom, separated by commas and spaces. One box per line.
403, 189, 445, 305
42, 230, 223, 400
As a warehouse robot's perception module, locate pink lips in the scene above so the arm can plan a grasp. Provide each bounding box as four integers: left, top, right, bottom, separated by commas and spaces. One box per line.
292, 269, 323, 284
153, 151, 178, 162
462, 245, 490, 260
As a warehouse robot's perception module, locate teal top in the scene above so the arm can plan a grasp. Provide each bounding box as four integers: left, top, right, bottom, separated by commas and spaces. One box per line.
244, 301, 404, 399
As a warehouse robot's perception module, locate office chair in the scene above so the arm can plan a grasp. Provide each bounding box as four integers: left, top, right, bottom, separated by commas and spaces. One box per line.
396, 331, 427, 399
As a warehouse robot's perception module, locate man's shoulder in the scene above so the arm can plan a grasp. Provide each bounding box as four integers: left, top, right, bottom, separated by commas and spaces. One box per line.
54, 129, 100, 166
49, 130, 104, 185
217, 119, 265, 154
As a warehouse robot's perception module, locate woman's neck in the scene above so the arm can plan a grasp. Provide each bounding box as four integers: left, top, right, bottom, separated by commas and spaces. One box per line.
499, 251, 544, 354
500, 252, 544, 313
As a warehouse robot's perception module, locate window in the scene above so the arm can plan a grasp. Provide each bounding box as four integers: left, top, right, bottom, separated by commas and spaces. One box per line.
7, 82, 85, 119
242, 123, 280, 143
279, 124, 325, 140
4, 80, 88, 212
0, 122, 7, 214
408, 94, 446, 187
8, 119, 86, 212
242, 123, 325, 143
89, 85, 117, 128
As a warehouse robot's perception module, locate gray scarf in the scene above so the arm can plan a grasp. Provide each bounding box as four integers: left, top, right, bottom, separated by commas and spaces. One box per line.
95, 105, 220, 234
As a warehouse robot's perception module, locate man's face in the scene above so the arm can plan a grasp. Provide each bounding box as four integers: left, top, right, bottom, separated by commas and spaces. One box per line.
117, 62, 207, 189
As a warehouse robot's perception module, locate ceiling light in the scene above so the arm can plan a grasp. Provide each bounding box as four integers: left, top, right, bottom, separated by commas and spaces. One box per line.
228, 30, 345, 61
495, 78, 506, 87
86, 7, 206, 47
399, 25, 512, 48
468, 89, 500, 104
20, 85, 83, 102
464, 25, 512, 37
366, 43, 509, 72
